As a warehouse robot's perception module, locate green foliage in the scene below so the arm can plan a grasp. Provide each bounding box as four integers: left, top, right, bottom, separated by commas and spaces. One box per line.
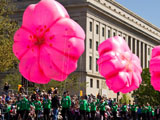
0, 0, 19, 72
35, 73, 87, 95
2, 68, 21, 92
132, 68, 160, 106
120, 93, 130, 104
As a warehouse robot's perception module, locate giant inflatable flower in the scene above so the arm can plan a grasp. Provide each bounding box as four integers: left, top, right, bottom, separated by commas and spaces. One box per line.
150, 46, 160, 91
97, 36, 142, 93
13, 0, 85, 84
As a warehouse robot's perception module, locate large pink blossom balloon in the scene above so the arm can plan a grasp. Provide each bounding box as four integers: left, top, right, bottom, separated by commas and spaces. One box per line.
150, 46, 160, 91
97, 36, 142, 93
13, 0, 85, 84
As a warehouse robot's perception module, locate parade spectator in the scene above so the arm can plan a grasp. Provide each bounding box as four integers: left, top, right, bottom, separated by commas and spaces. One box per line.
3, 82, 10, 93
43, 94, 51, 120
52, 90, 60, 120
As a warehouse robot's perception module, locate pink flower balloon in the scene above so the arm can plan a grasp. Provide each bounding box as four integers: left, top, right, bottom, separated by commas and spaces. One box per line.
97, 36, 142, 93
150, 46, 160, 91
13, 0, 85, 84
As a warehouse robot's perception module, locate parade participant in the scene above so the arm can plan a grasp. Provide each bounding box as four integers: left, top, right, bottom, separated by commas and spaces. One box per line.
112, 102, 118, 119
43, 94, 51, 120
131, 102, 137, 120
79, 96, 88, 120
98, 98, 108, 120
90, 98, 97, 120
142, 104, 147, 120
4, 100, 11, 120
121, 103, 127, 119
25, 96, 33, 120
15, 96, 22, 119
147, 103, 152, 119
86, 102, 91, 120
61, 92, 71, 120
20, 95, 28, 119
33, 96, 42, 120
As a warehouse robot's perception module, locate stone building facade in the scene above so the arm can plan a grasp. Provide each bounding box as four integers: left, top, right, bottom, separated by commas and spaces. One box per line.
13, 0, 160, 100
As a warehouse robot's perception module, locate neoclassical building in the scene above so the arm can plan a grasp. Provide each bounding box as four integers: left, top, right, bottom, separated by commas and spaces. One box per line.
13, 0, 160, 100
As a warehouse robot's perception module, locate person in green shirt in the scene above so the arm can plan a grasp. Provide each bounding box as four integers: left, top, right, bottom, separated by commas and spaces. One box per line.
86, 103, 91, 120
90, 98, 98, 120
131, 102, 137, 120
15, 96, 22, 120
33, 96, 42, 120
25, 97, 33, 120
142, 104, 148, 119
98, 98, 107, 120
121, 103, 127, 119
112, 102, 118, 119
146, 103, 152, 119
20, 96, 28, 119
43, 94, 51, 120
4, 100, 11, 120
79, 96, 88, 120
61, 92, 71, 120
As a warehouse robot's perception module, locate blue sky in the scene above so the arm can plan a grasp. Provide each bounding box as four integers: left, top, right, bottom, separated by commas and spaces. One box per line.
115, 0, 160, 28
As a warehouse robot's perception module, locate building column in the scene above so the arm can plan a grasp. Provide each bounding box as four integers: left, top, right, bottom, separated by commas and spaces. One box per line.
134, 39, 137, 55
139, 41, 142, 67
125, 34, 128, 44
143, 42, 145, 68
130, 37, 133, 52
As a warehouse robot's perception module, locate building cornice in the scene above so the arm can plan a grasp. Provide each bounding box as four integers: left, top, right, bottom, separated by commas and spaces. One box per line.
92, 0, 160, 39
108, 0, 160, 32
65, 3, 160, 43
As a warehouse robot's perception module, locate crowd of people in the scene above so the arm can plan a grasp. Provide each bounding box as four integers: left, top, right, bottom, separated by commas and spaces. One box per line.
0, 86, 160, 120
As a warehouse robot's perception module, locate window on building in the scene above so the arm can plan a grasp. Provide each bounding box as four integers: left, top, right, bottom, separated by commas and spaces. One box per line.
96, 42, 99, 51
96, 25, 99, 34
90, 79, 93, 88
132, 38, 135, 54
89, 39, 92, 49
128, 36, 131, 49
89, 56, 92, 70
102, 27, 105, 37
108, 29, 110, 38
90, 22, 92, 32
96, 58, 98, 71
97, 80, 99, 88
123, 37, 125, 40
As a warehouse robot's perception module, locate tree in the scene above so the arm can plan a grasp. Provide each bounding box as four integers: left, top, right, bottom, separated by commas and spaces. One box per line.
35, 73, 87, 95
119, 93, 130, 104
0, 0, 19, 72
132, 68, 160, 106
